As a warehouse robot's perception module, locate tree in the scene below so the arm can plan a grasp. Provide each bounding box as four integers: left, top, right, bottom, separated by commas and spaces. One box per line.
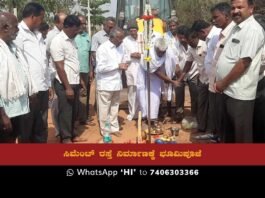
90, 0, 110, 32
0, 0, 73, 22
35, 0, 73, 23
256, 0, 265, 15
0, 0, 28, 17
174, 0, 229, 25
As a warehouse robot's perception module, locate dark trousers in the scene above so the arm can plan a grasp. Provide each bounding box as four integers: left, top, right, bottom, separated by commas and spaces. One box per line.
223, 94, 254, 143
79, 73, 90, 122
253, 77, 265, 143
175, 75, 198, 117
18, 91, 49, 143
197, 81, 209, 132
54, 80, 79, 141
208, 92, 224, 138
0, 114, 28, 143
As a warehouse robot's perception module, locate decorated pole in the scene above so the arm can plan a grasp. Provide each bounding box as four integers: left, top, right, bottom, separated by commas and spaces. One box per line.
87, 0, 91, 37
142, 0, 153, 143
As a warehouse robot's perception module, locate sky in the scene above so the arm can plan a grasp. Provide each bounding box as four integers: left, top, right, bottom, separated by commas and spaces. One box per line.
100, 0, 117, 17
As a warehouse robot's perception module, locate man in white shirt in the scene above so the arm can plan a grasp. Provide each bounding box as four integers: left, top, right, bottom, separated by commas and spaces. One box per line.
96, 27, 128, 139
91, 17, 116, 112
164, 17, 178, 49
215, 0, 265, 143
91, 17, 116, 75
123, 24, 146, 121
206, 2, 235, 142
0, 12, 36, 143
50, 15, 85, 144
174, 25, 199, 122
176, 30, 208, 133
45, 12, 67, 138
191, 19, 221, 136
14, 2, 49, 143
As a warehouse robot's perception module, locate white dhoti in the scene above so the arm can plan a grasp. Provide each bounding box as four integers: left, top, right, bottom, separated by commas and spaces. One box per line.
148, 73, 162, 120
136, 66, 147, 118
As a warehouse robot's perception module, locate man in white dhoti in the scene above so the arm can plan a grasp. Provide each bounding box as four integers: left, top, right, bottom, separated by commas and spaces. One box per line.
0, 12, 37, 143
163, 18, 179, 117
145, 38, 179, 122
123, 24, 146, 121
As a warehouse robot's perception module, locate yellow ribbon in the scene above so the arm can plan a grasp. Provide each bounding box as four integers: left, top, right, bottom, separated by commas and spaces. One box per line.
144, 56, 152, 62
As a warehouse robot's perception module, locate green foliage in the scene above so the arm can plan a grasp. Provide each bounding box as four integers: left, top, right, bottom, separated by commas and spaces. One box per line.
174, 0, 229, 25
174, 0, 265, 25
90, 0, 110, 32
256, 0, 265, 15
0, 0, 27, 19
36, 0, 74, 23
0, 0, 73, 23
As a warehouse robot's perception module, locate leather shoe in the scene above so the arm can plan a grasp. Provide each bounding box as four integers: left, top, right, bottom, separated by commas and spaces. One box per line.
193, 133, 219, 141
80, 120, 96, 126
111, 132, 122, 137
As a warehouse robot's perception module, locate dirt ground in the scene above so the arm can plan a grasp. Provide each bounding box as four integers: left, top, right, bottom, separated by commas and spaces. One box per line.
47, 81, 196, 144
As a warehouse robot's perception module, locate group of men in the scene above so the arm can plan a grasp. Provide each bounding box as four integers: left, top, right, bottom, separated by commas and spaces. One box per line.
0, 2, 91, 143
92, 0, 265, 143
0, 0, 265, 144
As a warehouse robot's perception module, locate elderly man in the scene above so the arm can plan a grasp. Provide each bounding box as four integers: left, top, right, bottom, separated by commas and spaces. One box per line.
164, 17, 178, 48
0, 12, 36, 143
215, 0, 265, 143
146, 38, 179, 123
50, 15, 84, 144
96, 27, 128, 142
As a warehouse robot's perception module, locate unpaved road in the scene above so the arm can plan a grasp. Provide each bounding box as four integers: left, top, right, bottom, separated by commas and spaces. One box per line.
47, 81, 195, 144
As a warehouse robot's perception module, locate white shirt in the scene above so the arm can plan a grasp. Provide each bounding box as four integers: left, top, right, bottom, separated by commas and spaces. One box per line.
91, 29, 109, 52
96, 40, 124, 91
260, 47, 265, 80
216, 16, 265, 100
46, 26, 60, 52
209, 21, 236, 92
46, 26, 61, 80
186, 40, 208, 84
50, 31, 80, 85
123, 35, 141, 86
164, 31, 178, 50
0, 41, 29, 118
176, 42, 199, 80
15, 21, 49, 91
204, 26, 221, 77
